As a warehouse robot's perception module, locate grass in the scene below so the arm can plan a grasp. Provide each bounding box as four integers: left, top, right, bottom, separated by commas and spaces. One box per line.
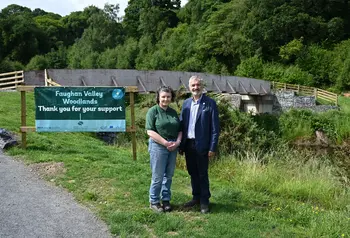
1, 91, 350, 237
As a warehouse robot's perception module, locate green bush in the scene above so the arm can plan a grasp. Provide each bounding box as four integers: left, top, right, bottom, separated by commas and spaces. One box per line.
216, 98, 279, 154
234, 56, 264, 79
0, 59, 24, 73
26, 55, 49, 70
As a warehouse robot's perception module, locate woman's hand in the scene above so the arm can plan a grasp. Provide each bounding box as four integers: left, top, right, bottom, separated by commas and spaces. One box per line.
167, 140, 180, 151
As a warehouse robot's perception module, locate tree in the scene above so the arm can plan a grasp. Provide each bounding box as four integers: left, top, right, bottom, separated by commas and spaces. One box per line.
0, 4, 31, 18
34, 14, 65, 52
0, 12, 41, 63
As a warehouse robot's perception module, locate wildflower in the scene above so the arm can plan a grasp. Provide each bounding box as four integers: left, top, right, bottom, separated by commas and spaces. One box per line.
276, 207, 281, 211
341, 234, 344, 237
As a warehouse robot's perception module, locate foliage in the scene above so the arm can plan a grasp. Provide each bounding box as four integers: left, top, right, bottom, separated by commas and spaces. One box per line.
0, 59, 24, 73
279, 38, 304, 62
216, 97, 279, 154
1, 1, 350, 91
234, 56, 264, 79
26, 55, 49, 70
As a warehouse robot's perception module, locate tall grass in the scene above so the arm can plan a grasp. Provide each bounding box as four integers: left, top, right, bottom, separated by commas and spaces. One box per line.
211, 147, 349, 209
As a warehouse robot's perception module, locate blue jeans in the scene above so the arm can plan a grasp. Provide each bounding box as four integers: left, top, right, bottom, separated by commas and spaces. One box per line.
148, 138, 177, 204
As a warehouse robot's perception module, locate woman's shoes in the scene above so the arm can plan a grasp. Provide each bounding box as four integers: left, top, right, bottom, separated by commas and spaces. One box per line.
150, 201, 172, 212
150, 203, 164, 213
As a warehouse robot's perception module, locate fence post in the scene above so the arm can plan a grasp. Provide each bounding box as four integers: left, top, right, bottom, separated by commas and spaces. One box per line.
284, 83, 286, 90
314, 88, 318, 100
336, 95, 338, 106
21, 91, 27, 149
297, 84, 300, 94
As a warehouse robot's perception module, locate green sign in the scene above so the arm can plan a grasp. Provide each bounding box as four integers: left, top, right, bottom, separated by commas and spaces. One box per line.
35, 87, 126, 132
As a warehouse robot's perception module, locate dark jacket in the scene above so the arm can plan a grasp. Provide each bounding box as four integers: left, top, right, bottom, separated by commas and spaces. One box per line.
180, 94, 220, 153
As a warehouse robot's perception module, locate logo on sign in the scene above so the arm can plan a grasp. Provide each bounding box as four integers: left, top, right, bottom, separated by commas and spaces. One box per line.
112, 89, 124, 100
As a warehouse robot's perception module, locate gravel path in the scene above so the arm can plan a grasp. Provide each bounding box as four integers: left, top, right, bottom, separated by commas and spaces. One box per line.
0, 153, 112, 238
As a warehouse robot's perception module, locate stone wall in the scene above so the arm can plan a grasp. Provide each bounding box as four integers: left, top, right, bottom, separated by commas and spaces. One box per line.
273, 90, 338, 113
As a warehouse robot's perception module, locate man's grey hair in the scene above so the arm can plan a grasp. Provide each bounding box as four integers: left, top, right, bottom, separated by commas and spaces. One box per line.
188, 75, 203, 86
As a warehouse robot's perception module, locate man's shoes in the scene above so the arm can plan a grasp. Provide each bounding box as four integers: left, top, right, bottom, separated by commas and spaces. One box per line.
200, 204, 210, 214
183, 199, 200, 208
162, 201, 172, 212
150, 203, 164, 213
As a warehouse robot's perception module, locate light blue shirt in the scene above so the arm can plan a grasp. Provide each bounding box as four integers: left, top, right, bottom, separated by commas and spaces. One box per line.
187, 96, 202, 139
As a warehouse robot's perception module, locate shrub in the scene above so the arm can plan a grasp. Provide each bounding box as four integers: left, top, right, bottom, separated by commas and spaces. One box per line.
216, 97, 279, 154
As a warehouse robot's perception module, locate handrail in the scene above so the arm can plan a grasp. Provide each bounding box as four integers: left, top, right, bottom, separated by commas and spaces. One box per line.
44, 69, 61, 86
272, 81, 338, 105
0, 70, 24, 90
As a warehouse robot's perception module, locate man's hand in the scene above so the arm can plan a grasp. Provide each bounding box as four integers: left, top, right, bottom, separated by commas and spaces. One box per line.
208, 151, 215, 159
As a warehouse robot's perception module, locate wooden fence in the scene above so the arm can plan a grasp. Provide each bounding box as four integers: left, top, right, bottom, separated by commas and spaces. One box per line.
44, 69, 61, 86
272, 81, 338, 105
0, 71, 24, 90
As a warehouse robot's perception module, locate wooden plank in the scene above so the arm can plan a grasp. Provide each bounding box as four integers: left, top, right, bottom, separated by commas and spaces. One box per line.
130, 92, 137, 161
17, 86, 35, 91
0, 71, 23, 77
125, 86, 138, 93
317, 93, 336, 100
317, 90, 337, 96
20, 126, 36, 132
300, 89, 314, 94
0, 85, 17, 90
47, 79, 61, 86
317, 91, 337, 98
0, 79, 24, 86
317, 89, 337, 96
45, 69, 48, 86
318, 95, 337, 101
0, 75, 23, 81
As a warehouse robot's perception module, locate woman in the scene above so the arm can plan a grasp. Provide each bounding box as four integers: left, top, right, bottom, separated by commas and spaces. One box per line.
145, 86, 182, 212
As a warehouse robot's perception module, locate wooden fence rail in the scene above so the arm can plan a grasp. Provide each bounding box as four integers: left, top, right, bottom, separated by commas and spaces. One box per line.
272, 81, 338, 105
44, 69, 61, 86
0, 71, 24, 90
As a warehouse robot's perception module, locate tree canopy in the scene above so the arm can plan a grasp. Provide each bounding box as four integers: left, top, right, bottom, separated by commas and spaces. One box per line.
1, 1, 350, 91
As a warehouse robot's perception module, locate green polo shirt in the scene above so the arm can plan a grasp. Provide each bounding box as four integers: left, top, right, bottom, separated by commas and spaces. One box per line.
145, 105, 181, 140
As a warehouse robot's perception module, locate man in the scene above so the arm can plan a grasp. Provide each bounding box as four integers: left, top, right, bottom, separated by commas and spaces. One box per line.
179, 75, 220, 214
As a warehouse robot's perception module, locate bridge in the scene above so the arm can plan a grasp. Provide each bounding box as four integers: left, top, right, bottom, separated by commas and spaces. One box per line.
23, 69, 271, 95
3, 69, 275, 114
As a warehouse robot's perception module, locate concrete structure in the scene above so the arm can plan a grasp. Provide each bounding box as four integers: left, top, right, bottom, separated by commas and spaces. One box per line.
23, 69, 274, 114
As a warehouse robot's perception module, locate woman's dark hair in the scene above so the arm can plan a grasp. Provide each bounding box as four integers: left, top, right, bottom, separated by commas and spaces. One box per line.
156, 86, 175, 104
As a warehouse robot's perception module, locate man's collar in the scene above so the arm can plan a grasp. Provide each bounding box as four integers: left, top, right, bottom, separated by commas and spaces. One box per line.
192, 94, 204, 103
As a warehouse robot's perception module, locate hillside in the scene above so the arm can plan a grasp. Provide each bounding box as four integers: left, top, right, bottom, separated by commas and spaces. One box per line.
1, 1, 350, 92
